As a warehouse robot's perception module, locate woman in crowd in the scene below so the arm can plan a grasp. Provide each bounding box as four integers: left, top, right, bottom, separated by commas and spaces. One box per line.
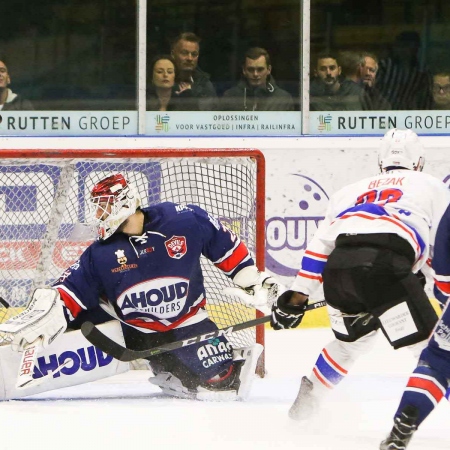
147, 55, 198, 111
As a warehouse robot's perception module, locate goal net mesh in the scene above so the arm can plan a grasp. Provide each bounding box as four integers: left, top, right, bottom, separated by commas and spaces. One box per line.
0, 153, 263, 352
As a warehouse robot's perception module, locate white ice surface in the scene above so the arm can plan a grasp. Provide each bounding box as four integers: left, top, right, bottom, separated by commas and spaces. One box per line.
1, 328, 449, 450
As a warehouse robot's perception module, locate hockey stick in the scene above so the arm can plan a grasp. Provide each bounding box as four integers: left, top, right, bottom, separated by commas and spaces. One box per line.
0, 297, 9, 309
81, 300, 327, 362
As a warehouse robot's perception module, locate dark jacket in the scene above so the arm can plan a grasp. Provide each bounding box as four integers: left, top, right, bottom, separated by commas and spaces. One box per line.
146, 85, 199, 111
361, 84, 392, 111
1, 89, 34, 111
375, 57, 433, 110
310, 78, 364, 111
189, 67, 218, 111
221, 76, 294, 111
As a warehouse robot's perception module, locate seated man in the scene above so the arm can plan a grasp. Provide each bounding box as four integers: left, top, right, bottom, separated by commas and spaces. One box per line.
0, 57, 33, 110
221, 47, 294, 111
431, 71, 450, 110
310, 51, 364, 111
359, 51, 391, 111
170, 32, 218, 111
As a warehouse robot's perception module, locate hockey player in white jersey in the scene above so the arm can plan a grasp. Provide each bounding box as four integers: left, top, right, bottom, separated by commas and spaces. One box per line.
269, 129, 450, 432
0, 173, 274, 401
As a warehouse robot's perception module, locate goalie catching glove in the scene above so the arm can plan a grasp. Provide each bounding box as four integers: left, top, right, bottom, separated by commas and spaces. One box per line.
0, 288, 67, 352
271, 290, 309, 330
223, 266, 283, 309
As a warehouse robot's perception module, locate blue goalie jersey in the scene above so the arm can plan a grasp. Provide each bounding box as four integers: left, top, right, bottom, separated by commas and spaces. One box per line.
54, 203, 254, 333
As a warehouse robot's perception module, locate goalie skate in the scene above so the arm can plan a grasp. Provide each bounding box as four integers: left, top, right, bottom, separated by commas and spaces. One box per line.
149, 372, 198, 400
149, 371, 238, 401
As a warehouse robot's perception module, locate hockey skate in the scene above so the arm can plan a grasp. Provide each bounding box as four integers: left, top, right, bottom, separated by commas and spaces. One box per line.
379, 405, 419, 450
149, 372, 198, 400
288, 376, 319, 421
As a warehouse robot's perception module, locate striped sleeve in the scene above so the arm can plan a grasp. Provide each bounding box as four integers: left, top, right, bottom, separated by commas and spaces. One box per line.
291, 216, 334, 296
190, 205, 255, 278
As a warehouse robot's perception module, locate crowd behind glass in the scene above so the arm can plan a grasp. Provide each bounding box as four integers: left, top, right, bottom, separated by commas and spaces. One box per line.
0, 0, 449, 125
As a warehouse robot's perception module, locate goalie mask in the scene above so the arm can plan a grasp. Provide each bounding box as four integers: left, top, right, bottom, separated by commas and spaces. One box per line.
378, 128, 425, 172
89, 173, 141, 240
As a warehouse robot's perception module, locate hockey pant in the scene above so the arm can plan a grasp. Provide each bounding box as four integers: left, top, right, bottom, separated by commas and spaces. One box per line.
323, 234, 438, 349
309, 234, 439, 399
123, 317, 235, 390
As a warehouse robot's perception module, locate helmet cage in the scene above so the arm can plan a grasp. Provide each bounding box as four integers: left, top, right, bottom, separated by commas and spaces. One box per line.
88, 174, 141, 240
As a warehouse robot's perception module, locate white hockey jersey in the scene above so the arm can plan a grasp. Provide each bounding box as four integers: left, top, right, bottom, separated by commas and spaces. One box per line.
291, 169, 450, 297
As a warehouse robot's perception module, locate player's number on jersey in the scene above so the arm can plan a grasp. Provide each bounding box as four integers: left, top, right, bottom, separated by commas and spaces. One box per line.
355, 188, 403, 206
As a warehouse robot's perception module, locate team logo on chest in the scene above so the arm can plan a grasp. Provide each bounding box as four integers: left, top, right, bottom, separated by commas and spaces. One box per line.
164, 236, 187, 259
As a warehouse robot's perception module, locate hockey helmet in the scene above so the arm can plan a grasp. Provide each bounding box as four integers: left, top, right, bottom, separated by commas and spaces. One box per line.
378, 128, 425, 172
89, 173, 141, 240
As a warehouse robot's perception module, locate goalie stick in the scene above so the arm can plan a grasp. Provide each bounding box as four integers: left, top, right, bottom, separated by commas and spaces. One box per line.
81, 300, 327, 362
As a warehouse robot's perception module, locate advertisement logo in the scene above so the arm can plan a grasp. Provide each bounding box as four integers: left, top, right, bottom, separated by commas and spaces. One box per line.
115, 249, 127, 265
265, 174, 329, 277
155, 114, 170, 132
33, 345, 113, 379
318, 114, 332, 132
117, 277, 189, 319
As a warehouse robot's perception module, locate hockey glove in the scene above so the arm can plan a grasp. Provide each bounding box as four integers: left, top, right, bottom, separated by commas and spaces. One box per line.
0, 288, 67, 351
271, 290, 308, 330
223, 266, 282, 309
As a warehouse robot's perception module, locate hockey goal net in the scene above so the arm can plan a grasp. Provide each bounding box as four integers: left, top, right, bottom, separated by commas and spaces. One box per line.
0, 149, 266, 372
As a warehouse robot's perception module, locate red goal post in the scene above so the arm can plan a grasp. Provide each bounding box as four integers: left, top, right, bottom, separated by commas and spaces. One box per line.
0, 148, 267, 374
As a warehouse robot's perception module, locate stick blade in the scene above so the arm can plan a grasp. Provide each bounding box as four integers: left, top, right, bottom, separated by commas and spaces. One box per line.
81, 321, 130, 361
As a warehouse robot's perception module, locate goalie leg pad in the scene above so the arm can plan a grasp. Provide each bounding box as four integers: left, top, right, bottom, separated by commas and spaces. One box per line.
232, 343, 264, 400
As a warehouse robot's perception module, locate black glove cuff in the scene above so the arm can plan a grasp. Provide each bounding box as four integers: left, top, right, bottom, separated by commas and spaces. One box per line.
276, 290, 309, 314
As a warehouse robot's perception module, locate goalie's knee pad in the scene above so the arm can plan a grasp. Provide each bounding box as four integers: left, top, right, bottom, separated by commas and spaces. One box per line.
198, 343, 263, 401
149, 343, 263, 401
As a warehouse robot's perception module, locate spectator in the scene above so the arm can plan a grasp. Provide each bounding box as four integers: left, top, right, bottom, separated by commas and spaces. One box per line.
338, 50, 364, 83
376, 31, 433, 110
147, 55, 198, 111
0, 58, 33, 111
359, 52, 392, 110
310, 51, 364, 111
221, 47, 294, 111
170, 32, 218, 110
431, 71, 450, 110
